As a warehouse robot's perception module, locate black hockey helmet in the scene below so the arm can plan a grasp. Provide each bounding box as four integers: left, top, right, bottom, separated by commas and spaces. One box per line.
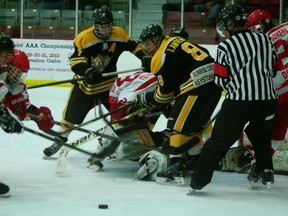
139, 24, 163, 55
0, 32, 14, 53
216, 4, 247, 33
92, 5, 113, 25
169, 27, 189, 40
92, 5, 114, 40
139, 24, 163, 44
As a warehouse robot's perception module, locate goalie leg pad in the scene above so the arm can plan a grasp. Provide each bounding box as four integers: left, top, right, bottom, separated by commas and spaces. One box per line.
135, 150, 168, 181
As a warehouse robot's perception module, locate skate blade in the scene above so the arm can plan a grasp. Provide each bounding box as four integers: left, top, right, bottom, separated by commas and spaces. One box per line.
186, 188, 198, 196
42, 155, 57, 160
0, 192, 11, 198
85, 162, 103, 172
156, 177, 185, 186
249, 181, 256, 190
55, 156, 67, 174
265, 182, 272, 191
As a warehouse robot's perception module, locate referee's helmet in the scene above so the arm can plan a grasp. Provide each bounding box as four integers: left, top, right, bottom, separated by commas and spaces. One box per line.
216, 4, 247, 33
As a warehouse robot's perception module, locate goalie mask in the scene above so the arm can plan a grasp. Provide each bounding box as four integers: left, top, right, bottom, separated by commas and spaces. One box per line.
92, 5, 114, 41
245, 9, 272, 33
6, 49, 30, 85
139, 24, 163, 56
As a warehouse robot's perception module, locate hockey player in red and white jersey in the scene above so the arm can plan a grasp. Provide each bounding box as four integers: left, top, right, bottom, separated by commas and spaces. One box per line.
86, 70, 168, 177
246, 10, 288, 156
108, 71, 158, 122
0, 49, 54, 131
0, 33, 54, 197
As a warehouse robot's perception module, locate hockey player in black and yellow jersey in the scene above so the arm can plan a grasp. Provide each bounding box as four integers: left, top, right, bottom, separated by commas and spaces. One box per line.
135, 24, 222, 184
42, 5, 144, 158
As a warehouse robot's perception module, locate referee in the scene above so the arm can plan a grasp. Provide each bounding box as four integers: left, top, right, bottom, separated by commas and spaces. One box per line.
190, 4, 278, 191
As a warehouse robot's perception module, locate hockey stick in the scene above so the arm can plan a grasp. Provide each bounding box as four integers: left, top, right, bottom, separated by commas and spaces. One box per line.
52, 120, 159, 151
20, 125, 95, 156
101, 67, 144, 77
28, 77, 85, 89
55, 129, 102, 174
28, 67, 144, 90
79, 102, 135, 127
35, 102, 135, 138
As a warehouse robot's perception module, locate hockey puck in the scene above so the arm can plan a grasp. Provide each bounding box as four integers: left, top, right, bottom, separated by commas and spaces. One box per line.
98, 204, 108, 209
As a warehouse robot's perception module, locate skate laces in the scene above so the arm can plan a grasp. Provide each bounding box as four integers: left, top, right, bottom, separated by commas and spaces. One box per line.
157, 162, 185, 178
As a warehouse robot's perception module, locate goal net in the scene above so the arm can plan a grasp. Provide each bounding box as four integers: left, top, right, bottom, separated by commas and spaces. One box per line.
239, 132, 288, 175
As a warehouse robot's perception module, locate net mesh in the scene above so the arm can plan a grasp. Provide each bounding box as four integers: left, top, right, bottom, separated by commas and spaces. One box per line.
240, 132, 288, 175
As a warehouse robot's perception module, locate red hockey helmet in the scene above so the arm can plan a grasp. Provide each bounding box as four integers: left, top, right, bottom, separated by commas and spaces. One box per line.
245, 9, 272, 32
6, 49, 30, 85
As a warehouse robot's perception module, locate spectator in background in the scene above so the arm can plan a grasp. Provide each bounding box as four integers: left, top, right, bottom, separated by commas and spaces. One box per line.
194, 0, 224, 26
162, 0, 191, 25
42, 0, 68, 9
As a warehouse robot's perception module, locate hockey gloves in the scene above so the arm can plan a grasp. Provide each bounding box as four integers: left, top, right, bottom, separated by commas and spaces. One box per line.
0, 108, 24, 134
84, 67, 103, 84
134, 93, 153, 109
31, 106, 54, 131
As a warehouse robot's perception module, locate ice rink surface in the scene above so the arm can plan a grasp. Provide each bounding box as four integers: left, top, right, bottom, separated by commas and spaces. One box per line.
1, 87, 288, 216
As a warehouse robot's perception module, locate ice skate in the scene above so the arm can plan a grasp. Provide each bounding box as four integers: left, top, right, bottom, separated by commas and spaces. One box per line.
186, 187, 200, 195
247, 162, 260, 189
0, 182, 11, 198
43, 142, 63, 157
248, 162, 274, 190
86, 155, 104, 171
156, 161, 186, 185
261, 169, 274, 191
187, 179, 204, 195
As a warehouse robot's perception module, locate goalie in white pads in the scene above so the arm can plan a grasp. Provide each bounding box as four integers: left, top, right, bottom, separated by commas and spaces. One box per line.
0, 34, 54, 197
85, 71, 169, 176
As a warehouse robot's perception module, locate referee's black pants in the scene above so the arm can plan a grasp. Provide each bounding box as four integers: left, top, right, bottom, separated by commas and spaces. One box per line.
191, 98, 278, 188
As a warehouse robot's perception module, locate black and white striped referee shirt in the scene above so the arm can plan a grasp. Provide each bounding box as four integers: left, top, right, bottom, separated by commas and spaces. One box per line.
214, 29, 278, 101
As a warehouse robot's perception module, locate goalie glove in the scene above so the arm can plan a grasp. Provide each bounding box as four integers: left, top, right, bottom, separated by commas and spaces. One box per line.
218, 146, 253, 173
84, 67, 103, 84
30, 106, 54, 131
0, 107, 24, 134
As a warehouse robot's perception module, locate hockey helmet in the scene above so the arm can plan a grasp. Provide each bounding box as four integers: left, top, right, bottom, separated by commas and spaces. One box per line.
169, 27, 189, 40
216, 4, 247, 33
6, 49, 30, 85
0, 32, 14, 65
92, 5, 113, 40
245, 9, 272, 33
139, 24, 163, 55
0, 32, 14, 53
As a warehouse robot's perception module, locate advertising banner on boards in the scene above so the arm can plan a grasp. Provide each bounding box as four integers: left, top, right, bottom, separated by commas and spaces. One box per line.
13, 39, 74, 80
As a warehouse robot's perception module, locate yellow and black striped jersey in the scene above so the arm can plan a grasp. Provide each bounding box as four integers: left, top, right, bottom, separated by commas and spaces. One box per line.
69, 26, 144, 95
146, 36, 215, 106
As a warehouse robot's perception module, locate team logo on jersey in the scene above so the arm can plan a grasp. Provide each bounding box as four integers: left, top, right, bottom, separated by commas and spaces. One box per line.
91, 54, 111, 72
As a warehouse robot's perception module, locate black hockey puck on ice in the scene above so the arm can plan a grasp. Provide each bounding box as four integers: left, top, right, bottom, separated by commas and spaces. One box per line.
98, 204, 108, 209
